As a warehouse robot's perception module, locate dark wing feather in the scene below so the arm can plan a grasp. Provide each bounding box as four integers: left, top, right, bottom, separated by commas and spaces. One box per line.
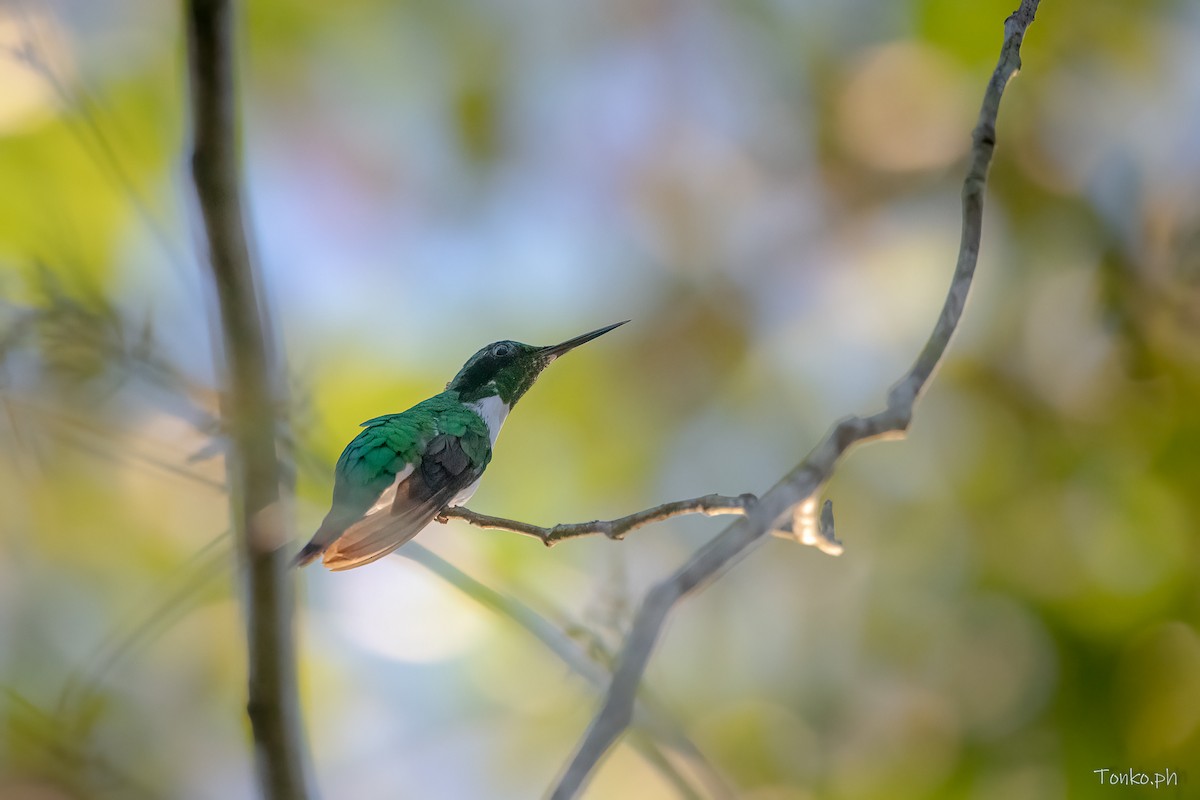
321, 434, 481, 570
293, 414, 420, 567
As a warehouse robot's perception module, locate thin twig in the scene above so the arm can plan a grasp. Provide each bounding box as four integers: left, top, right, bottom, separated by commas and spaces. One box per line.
439, 493, 758, 546
548, 3, 1041, 797
185, 1, 312, 798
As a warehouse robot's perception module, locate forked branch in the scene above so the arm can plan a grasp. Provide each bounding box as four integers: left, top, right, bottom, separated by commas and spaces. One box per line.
540, 2, 1042, 797
443, 493, 841, 554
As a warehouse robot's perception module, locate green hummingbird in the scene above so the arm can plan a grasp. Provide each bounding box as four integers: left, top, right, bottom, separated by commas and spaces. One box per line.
295, 321, 627, 571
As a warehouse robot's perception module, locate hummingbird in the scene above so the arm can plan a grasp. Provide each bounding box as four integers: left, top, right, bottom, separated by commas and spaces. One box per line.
294, 321, 627, 571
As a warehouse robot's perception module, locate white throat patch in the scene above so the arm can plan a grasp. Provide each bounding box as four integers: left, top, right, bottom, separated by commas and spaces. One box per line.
467, 395, 511, 445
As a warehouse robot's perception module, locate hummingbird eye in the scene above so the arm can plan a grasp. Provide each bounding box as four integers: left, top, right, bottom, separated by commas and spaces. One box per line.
492, 343, 513, 358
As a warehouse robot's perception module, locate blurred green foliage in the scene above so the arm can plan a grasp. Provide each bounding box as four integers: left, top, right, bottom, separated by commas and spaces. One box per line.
2, 1, 1199, 798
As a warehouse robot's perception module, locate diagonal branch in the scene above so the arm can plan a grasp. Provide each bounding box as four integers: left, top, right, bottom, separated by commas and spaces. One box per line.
401, 543, 735, 800
185, 1, 312, 798
547, 2, 1042, 797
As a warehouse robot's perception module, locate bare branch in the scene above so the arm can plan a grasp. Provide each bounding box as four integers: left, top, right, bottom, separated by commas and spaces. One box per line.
439, 493, 758, 546
185, 1, 312, 798
548, 3, 1042, 797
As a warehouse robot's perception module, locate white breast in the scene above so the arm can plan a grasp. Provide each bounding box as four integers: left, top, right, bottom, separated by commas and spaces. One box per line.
467, 394, 511, 446
451, 476, 483, 507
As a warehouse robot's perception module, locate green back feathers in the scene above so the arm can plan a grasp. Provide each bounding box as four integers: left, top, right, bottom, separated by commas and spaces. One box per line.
330, 391, 491, 518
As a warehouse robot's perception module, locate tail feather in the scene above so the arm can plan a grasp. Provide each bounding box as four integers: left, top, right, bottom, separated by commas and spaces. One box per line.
292, 541, 325, 568
321, 498, 443, 571
292, 513, 347, 568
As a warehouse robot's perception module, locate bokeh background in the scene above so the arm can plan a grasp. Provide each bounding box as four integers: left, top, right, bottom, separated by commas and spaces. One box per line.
2, 0, 1199, 798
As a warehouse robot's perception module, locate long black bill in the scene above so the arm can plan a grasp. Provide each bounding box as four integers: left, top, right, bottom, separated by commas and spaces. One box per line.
539, 320, 629, 360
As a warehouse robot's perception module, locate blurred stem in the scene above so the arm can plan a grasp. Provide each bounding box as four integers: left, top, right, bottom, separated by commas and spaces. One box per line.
402, 543, 734, 800
549, 2, 1042, 797
185, 2, 311, 799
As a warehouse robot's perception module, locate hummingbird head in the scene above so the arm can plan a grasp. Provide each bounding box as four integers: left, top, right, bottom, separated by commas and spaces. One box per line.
448, 321, 628, 406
